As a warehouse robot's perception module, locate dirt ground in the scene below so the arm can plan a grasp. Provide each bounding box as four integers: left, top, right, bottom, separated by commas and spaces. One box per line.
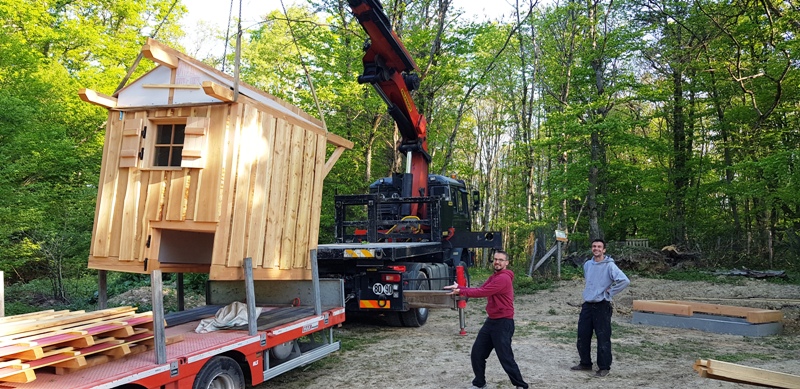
253, 275, 800, 389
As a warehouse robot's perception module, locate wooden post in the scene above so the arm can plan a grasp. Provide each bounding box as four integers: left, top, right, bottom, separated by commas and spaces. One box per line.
150, 270, 167, 364
243, 257, 257, 336
98, 270, 107, 309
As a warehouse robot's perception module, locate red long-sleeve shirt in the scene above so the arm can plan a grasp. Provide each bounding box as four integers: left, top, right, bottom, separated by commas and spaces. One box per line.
459, 269, 515, 319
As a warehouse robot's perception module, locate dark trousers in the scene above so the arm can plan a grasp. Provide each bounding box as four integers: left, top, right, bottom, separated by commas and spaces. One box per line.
576, 300, 613, 370
471, 318, 528, 389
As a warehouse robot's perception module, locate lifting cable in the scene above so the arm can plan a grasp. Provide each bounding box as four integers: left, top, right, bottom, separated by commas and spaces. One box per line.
279, 0, 327, 129
221, 0, 235, 73
114, 0, 180, 95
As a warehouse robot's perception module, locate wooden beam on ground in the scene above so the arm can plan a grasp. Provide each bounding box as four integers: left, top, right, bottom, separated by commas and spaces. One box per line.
694, 359, 800, 388
633, 300, 692, 316
78, 88, 118, 109
662, 300, 782, 323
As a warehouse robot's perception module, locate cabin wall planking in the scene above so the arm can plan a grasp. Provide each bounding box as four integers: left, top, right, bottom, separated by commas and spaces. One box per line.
86, 41, 351, 280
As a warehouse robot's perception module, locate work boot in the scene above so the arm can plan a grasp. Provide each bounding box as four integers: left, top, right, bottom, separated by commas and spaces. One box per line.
570, 364, 592, 371
595, 369, 610, 377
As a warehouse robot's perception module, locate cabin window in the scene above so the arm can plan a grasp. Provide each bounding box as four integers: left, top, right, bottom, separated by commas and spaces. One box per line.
154, 123, 186, 167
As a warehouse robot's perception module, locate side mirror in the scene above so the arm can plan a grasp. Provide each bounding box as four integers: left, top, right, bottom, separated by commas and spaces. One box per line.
472, 190, 481, 212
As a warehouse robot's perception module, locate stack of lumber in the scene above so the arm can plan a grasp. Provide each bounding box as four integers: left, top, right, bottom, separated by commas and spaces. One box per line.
0, 307, 156, 383
694, 359, 800, 388
632, 300, 783, 336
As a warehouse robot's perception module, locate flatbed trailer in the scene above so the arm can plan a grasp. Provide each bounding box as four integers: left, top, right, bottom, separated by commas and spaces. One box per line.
1, 258, 345, 389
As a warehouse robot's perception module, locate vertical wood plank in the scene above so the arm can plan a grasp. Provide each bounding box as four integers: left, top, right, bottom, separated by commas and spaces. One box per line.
264, 118, 291, 268
280, 125, 305, 270
107, 164, 130, 258
165, 169, 189, 221
248, 113, 277, 268
138, 171, 166, 263
210, 103, 244, 275
195, 105, 227, 222
92, 112, 125, 258
118, 168, 141, 261
306, 133, 328, 257
227, 105, 260, 268
185, 168, 200, 221
293, 130, 317, 269
133, 170, 150, 260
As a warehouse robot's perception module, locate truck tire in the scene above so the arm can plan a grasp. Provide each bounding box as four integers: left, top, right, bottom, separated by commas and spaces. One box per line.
192, 356, 245, 389
400, 271, 429, 327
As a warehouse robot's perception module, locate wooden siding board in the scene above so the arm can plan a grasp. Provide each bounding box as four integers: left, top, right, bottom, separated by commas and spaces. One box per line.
263, 118, 291, 269
307, 134, 328, 254
133, 170, 151, 261
210, 103, 244, 279
92, 114, 126, 258
194, 105, 227, 222
118, 168, 142, 261
165, 170, 189, 221
248, 113, 277, 268
280, 125, 305, 270
227, 104, 260, 269
107, 164, 130, 259
293, 131, 317, 269
185, 169, 200, 221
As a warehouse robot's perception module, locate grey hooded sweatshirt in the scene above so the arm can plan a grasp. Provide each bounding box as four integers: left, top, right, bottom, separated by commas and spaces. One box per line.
582, 255, 630, 303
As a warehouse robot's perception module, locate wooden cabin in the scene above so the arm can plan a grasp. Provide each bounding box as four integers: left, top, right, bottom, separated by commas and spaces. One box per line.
79, 38, 352, 281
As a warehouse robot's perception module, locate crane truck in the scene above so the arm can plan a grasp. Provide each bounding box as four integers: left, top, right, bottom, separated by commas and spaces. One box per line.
0, 1, 498, 389
316, 0, 502, 327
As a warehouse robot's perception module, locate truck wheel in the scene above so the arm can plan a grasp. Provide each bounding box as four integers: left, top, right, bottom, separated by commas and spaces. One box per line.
400, 271, 429, 327
192, 356, 245, 389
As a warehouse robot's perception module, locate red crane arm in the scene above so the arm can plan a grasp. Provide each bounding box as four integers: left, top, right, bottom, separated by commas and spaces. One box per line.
348, 0, 431, 204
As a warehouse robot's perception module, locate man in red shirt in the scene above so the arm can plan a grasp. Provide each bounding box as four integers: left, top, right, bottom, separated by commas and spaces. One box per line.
445, 250, 529, 389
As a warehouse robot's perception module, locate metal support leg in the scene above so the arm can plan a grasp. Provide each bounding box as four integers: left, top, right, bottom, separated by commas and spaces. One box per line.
311, 250, 321, 315
98, 270, 107, 309
243, 257, 257, 336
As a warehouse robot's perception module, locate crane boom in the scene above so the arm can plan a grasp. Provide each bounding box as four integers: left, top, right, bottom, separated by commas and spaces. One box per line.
348, 0, 430, 213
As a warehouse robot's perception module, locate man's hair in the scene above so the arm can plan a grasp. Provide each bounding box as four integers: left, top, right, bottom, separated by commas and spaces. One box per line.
493, 249, 510, 262
592, 239, 606, 248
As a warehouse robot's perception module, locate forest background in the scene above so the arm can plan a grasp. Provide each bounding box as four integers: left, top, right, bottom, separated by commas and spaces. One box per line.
0, 0, 798, 312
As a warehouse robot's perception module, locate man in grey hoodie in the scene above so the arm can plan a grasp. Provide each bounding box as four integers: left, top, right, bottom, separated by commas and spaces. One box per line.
570, 238, 630, 377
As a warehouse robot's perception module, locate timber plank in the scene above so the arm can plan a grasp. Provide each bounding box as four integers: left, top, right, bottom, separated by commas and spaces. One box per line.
118, 167, 142, 261
264, 118, 291, 269
195, 105, 228, 222
248, 112, 277, 268
694, 359, 800, 388
632, 300, 692, 316
165, 169, 189, 221
228, 104, 260, 269
307, 134, 327, 254
0, 307, 136, 338
280, 124, 305, 270
293, 130, 317, 269
93, 114, 126, 258
210, 103, 244, 277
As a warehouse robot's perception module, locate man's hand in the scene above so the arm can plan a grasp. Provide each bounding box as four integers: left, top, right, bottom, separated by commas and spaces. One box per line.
444, 282, 460, 295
